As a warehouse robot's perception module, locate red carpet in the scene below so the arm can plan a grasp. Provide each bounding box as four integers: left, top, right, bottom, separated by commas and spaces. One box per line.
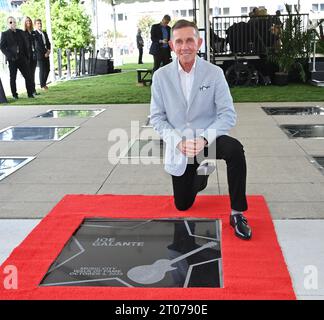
0, 195, 295, 300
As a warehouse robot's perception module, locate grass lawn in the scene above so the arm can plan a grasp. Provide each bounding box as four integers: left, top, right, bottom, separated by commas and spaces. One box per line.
230, 84, 324, 102
2, 65, 323, 106
4, 71, 152, 105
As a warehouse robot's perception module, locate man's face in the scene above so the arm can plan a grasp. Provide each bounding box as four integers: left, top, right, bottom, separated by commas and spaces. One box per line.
8, 18, 16, 31
169, 27, 202, 66
162, 18, 170, 26
35, 20, 42, 31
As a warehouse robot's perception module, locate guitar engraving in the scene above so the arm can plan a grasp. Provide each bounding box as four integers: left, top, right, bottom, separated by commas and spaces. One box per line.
127, 241, 217, 284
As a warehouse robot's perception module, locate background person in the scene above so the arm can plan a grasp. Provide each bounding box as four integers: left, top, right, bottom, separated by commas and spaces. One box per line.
136, 28, 144, 64
24, 16, 38, 96
34, 18, 51, 90
0, 16, 34, 99
149, 14, 172, 72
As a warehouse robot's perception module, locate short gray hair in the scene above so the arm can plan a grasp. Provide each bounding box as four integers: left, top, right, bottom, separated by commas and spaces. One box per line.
171, 20, 200, 38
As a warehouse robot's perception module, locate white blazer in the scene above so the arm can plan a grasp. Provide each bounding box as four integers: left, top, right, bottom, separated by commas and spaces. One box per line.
150, 56, 236, 176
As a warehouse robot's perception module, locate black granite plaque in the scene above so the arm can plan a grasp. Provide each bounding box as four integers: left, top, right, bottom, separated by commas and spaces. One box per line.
311, 156, 324, 174
0, 157, 34, 181
125, 139, 164, 158
0, 126, 78, 141
40, 218, 222, 288
263, 106, 324, 115
313, 156, 324, 167
280, 125, 324, 138
36, 109, 105, 118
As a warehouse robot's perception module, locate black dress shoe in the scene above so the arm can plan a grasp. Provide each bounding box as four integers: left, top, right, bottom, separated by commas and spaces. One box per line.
230, 214, 252, 240
28, 95, 35, 98
13, 95, 18, 100
197, 176, 209, 192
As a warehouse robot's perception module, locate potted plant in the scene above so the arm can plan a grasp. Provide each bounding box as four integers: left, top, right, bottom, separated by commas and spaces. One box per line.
268, 4, 313, 85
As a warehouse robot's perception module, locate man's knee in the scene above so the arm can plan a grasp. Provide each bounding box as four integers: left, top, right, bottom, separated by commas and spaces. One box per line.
220, 136, 245, 158
231, 139, 245, 156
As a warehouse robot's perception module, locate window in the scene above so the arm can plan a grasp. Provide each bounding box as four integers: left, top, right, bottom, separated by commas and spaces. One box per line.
223, 7, 230, 15
180, 9, 187, 17
214, 7, 220, 15
118, 13, 123, 21
188, 9, 193, 16
320, 3, 324, 10
312, 3, 319, 11
241, 7, 248, 14
209, 8, 213, 16
172, 10, 179, 17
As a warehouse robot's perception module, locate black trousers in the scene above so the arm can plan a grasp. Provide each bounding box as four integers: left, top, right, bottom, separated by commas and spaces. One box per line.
138, 47, 143, 64
153, 48, 171, 72
171, 135, 248, 212
8, 58, 33, 97
38, 58, 50, 88
28, 58, 37, 93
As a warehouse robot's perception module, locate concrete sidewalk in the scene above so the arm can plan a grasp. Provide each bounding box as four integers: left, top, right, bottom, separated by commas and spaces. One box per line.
0, 102, 323, 299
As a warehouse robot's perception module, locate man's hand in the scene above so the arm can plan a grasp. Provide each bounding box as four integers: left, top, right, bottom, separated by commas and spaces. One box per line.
177, 138, 207, 157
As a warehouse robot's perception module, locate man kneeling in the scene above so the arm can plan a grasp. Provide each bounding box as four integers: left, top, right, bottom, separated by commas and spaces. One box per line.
150, 20, 252, 240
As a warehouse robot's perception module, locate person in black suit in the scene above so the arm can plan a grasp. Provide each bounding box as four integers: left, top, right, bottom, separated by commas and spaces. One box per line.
0, 16, 34, 99
24, 16, 38, 95
34, 19, 51, 90
136, 29, 144, 64
149, 14, 172, 72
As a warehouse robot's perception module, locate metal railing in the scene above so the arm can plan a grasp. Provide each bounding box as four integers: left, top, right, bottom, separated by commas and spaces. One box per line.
211, 13, 309, 61
55, 47, 102, 80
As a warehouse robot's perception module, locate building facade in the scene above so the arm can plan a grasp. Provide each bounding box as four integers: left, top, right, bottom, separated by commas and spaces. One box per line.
81, 0, 324, 53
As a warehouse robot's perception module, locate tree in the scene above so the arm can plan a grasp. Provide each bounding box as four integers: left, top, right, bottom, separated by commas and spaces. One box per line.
0, 11, 8, 32
267, 4, 312, 83
20, 0, 94, 50
137, 15, 155, 40
0, 11, 24, 32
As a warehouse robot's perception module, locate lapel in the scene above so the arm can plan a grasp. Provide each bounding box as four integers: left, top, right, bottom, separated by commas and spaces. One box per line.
170, 59, 187, 109
188, 57, 205, 109
8, 30, 16, 46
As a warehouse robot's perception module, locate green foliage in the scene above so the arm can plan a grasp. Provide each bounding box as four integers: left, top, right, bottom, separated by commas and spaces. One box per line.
4, 67, 324, 106
21, 0, 94, 50
267, 4, 313, 82
20, 0, 45, 25
0, 11, 24, 32
105, 29, 124, 38
137, 15, 155, 40
0, 11, 8, 32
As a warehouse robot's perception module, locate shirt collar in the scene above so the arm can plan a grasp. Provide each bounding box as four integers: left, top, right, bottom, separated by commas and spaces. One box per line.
177, 57, 196, 74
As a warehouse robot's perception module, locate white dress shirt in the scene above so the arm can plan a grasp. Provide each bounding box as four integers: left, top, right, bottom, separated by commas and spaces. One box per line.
178, 58, 196, 105
36, 29, 47, 49
150, 57, 236, 176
